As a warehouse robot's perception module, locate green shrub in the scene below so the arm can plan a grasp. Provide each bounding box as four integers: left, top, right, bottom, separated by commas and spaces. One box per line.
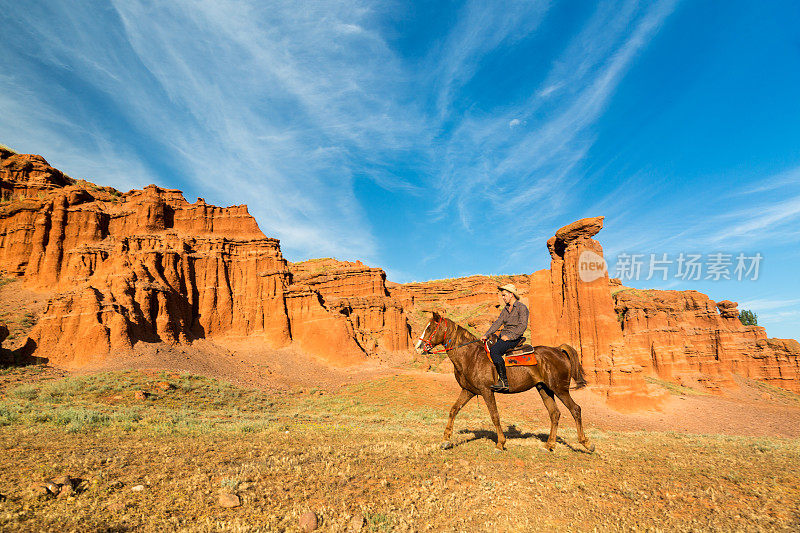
739, 309, 758, 326
0, 405, 20, 425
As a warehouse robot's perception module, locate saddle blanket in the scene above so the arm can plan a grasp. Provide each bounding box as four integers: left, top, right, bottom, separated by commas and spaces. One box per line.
505, 347, 538, 366
484, 344, 538, 366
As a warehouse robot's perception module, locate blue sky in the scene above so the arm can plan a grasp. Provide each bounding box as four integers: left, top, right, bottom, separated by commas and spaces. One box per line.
1, 1, 798, 339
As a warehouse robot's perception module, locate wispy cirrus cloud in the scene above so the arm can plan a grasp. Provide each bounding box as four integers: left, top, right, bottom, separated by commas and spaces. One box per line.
0, 73, 154, 192
0, 0, 681, 266
757, 309, 800, 331
736, 165, 800, 195
430, 0, 680, 236
707, 194, 800, 246
1, 0, 424, 260
738, 298, 800, 311
430, 0, 551, 118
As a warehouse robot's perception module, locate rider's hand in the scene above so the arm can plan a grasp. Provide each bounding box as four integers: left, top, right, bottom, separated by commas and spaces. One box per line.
480, 335, 487, 342
500, 335, 508, 341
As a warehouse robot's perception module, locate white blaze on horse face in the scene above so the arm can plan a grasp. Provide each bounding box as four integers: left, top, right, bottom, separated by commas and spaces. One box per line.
414, 321, 431, 353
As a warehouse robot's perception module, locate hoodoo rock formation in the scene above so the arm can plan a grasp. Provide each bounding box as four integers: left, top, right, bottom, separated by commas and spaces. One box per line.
527, 216, 659, 407
400, 216, 800, 401
0, 150, 409, 366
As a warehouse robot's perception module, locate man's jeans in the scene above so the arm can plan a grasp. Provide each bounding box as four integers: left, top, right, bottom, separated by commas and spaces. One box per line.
489, 338, 519, 369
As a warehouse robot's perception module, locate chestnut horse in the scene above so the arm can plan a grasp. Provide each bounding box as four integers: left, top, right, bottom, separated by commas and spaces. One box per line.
415, 312, 594, 452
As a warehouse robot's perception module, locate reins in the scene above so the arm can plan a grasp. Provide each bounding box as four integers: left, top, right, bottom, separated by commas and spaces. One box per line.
418, 317, 484, 354
427, 339, 482, 354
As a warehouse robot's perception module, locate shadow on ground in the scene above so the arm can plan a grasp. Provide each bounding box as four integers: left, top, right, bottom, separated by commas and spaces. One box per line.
457, 424, 590, 452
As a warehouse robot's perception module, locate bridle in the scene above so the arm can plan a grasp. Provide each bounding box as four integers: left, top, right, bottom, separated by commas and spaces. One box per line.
418, 316, 449, 353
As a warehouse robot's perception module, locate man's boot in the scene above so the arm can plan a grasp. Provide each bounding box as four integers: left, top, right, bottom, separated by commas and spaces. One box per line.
491, 361, 509, 392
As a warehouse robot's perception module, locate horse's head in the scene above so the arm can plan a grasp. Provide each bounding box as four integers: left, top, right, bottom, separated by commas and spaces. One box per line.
414, 311, 448, 354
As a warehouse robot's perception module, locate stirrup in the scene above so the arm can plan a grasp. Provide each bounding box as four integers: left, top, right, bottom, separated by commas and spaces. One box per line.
490, 379, 509, 392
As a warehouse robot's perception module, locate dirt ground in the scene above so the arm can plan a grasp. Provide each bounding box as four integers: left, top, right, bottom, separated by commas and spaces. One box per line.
81, 338, 800, 439
0, 358, 799, 532
1, 275, 799, 531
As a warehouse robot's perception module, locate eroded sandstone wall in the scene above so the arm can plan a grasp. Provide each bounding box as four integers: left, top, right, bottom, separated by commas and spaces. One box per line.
0, 150, 409, 367
614, 290, 800, 392
289, 259, 411, 355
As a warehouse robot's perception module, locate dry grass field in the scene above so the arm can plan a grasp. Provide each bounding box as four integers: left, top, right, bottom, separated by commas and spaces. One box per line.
0, 365, 798, 532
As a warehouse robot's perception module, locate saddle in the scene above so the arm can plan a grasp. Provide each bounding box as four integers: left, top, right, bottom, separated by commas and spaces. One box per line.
485, 334, 537, 366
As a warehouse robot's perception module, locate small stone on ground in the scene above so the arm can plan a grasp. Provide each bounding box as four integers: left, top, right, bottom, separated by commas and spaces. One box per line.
218, 492, 241, 508
299, 510, 318, 531
348, 513, 364, 532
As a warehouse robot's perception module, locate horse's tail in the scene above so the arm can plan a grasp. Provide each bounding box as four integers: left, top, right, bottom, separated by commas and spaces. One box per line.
559, 343, 587, 390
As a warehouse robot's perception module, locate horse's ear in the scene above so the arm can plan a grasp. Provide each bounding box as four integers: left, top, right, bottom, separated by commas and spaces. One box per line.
431, 310, 441, 319
420, 308, 439, 319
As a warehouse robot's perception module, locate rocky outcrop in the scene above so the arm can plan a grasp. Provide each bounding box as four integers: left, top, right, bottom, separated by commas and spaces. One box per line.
528, 217, 659, 408
0, 151, 408, 367
289, 259, 411, 355
716, 300, 739, 320
615, 289, 800, 392
0, 149, 73, 201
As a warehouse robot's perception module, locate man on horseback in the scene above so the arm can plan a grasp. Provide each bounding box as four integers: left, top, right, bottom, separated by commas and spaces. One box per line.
480, 284, 529, 392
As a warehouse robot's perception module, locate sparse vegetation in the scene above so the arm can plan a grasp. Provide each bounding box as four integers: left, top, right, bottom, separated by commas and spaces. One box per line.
19, 311, 37, 329
0, 368, 797, 531
612, 287, 660, 299
744, 376, 800, 405
616, 307, 627, 327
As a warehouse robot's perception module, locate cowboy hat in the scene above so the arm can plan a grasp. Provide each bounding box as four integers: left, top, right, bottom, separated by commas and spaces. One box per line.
497, 283, 520, 299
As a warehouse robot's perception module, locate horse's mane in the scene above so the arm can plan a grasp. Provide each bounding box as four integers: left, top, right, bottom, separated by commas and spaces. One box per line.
442, 316, 478, 344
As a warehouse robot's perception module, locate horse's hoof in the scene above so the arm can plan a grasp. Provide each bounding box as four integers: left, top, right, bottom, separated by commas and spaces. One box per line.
585, 442, 595, 453
441, 441, 453, 450
545, 444, 555, 452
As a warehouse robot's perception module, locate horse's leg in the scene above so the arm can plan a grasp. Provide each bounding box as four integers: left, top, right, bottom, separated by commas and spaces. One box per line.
555, 390, 595, 452
480, 390, 506, 451
442, 388, 475, 449
537, 384, 560, 451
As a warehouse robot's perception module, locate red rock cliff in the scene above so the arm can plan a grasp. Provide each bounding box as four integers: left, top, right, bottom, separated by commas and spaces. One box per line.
288, 258, 410, 355
0, 150, 408, 366
614, 290, 800, 392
